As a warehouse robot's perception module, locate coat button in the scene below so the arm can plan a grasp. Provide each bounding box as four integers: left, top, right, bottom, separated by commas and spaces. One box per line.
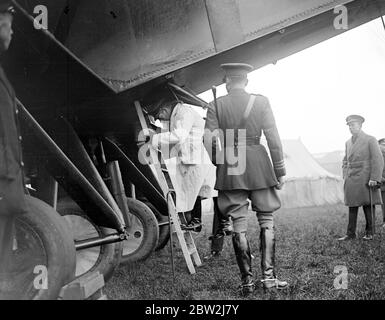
19, 136, 22, 141
20, 161, 24, 167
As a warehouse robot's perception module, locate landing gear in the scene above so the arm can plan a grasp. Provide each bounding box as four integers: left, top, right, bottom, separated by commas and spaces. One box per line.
57, 200, 123, 283
0, 196, 76, 300
120, 198, 159, 264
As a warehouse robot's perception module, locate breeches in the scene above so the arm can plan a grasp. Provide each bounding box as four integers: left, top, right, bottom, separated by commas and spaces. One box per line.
218, 188, 281, 233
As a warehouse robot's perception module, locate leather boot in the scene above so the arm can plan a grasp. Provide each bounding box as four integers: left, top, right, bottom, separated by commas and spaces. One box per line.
232, 232, 254, 296
260, 227, 288, 291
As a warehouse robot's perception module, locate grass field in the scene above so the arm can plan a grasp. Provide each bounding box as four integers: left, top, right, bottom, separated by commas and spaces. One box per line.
105, 204, 385, 300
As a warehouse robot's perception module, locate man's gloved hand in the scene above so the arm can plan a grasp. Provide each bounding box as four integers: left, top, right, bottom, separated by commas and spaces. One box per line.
276, 176, 286, 190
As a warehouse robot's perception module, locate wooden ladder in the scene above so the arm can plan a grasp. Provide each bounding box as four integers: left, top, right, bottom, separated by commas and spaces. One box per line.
134, 101, 202, 274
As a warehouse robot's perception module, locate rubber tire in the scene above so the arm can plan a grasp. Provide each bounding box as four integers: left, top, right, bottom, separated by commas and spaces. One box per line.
9, 196, 76, 300
143, 201, 170, 251
57, 201, 123, 283
120, 198, 159, 264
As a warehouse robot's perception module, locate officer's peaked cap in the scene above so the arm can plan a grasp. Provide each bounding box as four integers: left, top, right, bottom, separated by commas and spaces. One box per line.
221, 63, 254, 78
346, 114, 365, 125
378, 138, 385, 144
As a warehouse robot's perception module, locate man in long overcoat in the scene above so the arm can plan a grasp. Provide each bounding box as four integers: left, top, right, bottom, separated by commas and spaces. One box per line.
0, 1, 28, 276
204, 63, 287, 295
338, 115, 384, 241
378, 138, 385, 228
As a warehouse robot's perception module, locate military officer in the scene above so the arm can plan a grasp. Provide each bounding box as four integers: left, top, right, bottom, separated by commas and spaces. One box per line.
205, 63, 288, 295
0, 1, 28, 276
378, 138, 385, 228
338, 115, 384, 241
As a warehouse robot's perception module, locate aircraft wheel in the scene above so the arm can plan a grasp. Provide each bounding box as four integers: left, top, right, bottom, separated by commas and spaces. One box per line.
0, 196, 76, 300
58, 201, 122, 283
120, 198, 159, 264
143, 201, 170, 251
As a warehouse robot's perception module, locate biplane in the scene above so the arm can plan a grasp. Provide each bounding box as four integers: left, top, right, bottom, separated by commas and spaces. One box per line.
2, 0, 384, 299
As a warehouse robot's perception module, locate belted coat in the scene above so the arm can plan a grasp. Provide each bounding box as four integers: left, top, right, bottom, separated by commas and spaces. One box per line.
0, 64, 27, 216
204, 88, 285, 191
342, 130, 384, 207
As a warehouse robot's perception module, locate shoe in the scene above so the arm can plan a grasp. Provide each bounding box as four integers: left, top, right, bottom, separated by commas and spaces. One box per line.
239, 280, 255, 296
363, 234, 373, 241
260, 227, 289, 291
183, 219, 202, 232
261, 278, 288, 291
337, 235, 355, 241
203, 251, 221, 261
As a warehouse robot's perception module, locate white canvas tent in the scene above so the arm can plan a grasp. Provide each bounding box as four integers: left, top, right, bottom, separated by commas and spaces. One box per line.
202, 138, 344, 212
277, 139, 344, 208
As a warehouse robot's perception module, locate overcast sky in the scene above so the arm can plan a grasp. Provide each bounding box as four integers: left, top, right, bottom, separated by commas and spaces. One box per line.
199, 18, 385, 155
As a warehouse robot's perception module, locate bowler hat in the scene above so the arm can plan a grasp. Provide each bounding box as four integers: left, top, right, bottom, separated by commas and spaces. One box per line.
221, 63, 254, 78
346, 114, 365, 125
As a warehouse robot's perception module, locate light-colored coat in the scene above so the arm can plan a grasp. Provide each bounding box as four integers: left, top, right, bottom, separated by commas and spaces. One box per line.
151, 103, 215, 212
342, 130, 384, 206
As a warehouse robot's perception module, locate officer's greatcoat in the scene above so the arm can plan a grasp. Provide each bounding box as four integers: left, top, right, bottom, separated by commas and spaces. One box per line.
380, 144, 385, 192
0, 64, 27, 216
205, 88, 285, 191
342, 130, 384, 207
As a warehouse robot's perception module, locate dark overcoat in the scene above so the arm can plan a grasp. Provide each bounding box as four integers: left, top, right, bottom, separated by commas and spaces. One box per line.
0, 64, 27, 216
380, 144, 385, 192
204, 88, 285, 191
342, 130, 384, 207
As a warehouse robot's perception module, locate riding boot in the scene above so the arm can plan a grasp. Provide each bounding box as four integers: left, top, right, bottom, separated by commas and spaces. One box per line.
232, 232, 254, 296
260, 227, 288, 291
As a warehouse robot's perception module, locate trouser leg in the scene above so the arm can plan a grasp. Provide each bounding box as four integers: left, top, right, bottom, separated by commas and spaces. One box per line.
363, 205, 374, 236
217, 190, 248, 233
382, 204, 385, 223
190, 197, 202, 222
347, 207, 358, 237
